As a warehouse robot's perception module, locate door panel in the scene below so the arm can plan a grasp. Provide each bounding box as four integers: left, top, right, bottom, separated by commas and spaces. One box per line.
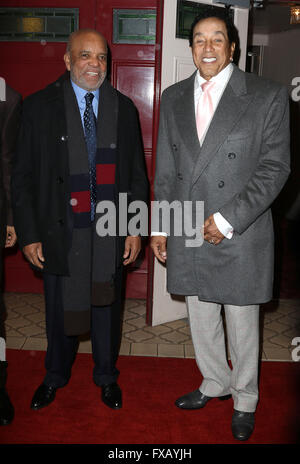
114, 63, 155, 149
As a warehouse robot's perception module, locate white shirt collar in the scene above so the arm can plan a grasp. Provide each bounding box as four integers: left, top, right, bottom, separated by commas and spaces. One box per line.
195, 62, 233, 91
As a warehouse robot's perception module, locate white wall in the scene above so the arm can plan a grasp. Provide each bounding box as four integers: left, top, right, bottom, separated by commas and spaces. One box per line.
261, 29, 300, 87
249, 5, 300, 87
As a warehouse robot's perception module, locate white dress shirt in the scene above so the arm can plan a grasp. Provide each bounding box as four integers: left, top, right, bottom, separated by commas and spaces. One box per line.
195, 63, 234, 239
152, 64, 234, 239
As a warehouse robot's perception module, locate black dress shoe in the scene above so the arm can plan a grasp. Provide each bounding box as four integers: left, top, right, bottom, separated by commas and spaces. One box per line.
0, 388, 14, 425
31, 384, 56, 410
101, 383, 122, 409
175, 390, 212, 409
175, 390, 231, 409
232, 409, 255, 441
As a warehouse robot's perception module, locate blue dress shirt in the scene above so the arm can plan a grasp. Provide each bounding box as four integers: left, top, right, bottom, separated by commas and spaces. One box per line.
71, 80, 99, 129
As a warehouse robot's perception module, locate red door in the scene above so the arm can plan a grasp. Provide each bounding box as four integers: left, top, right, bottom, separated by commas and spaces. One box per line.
0, 0, 162, 299
96, 0, 163, 298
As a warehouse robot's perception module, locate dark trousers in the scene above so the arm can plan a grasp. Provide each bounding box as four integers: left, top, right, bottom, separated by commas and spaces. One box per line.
43, 269, 123, 388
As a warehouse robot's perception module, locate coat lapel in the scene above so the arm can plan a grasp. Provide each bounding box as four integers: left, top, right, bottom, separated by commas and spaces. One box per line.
97, 79, 119, 149
191, 66, 253, 185
63, 79, 90, 173
172, 72, 201, 164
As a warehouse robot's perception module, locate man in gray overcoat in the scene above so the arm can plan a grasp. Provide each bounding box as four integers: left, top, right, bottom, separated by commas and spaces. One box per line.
151, 10, 290, 441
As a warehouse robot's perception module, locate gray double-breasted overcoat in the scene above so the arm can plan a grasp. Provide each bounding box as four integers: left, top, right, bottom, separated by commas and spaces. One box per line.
154, 65, 290, 306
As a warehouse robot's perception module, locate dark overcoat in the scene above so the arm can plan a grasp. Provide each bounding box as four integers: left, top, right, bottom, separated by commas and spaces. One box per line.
12, 74, 148, 276
0, 85, 21, 243
0, 84, 21, 336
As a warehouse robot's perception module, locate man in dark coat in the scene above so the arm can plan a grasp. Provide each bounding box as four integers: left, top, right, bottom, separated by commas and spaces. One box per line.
0, 82, 21, 425
12, 29, 148, 411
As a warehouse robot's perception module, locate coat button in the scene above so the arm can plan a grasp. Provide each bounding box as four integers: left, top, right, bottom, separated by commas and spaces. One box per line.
177, 173, 183, 180
218, 181, 225, 188
57, 176, 64, 184
228, 152, 236, 159
173, 144, 178, 151
61, 135, 68, 142
58, 219, 64, 226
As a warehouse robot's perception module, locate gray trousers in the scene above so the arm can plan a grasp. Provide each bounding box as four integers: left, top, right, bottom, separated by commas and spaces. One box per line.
186, 297, 260, 413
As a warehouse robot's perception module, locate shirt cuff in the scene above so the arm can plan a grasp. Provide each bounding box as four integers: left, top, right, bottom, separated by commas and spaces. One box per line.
151, 232, 168, 237
213, 212, 234, 239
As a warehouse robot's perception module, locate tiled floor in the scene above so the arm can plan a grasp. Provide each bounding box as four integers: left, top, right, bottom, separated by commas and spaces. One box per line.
3, 293, 300, 362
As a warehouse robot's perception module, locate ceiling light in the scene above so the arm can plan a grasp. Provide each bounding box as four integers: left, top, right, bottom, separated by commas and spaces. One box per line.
290, 6, 300, 24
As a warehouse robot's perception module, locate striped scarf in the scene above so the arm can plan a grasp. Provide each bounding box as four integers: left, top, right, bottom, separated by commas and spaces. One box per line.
62, 78, 119, 336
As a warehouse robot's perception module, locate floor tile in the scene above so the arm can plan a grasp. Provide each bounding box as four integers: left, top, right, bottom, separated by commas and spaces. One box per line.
126, 317, 148, 329
13, 305, 40, 315
5, 328, 23, 337
123, 329, 154, 343
157, 344, 185, 358
269, 333, 293, 348
22, 338, 48, 351
143, 336, 171, 344
119, 341, 131, 355
283, 326, 300, 338
143, 325, 173, 336
6, 337, 26, 350
124, 300, 141, 310
25, 312, 46, 323
121, 322, 138, 334
263, 346, 292, 361
160, 331, 190, 344
261, 350, 268, 361
122, 310, 140, 321
78, 339, 92, 353
164, 319, 189, 329
184, 345, 195, 358
18, 325, 45, 337
129, 305, 147, 316
130, 343, 157, 357
177, 326, 192, 336
264, 320, 291, 333
6, 317, 32, 329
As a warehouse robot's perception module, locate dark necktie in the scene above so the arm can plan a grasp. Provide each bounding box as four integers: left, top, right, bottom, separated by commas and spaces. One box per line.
83, 92, 97, 221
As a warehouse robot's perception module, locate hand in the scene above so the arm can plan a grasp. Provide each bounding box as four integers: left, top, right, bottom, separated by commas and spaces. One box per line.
123, 236, 141, 265
23, 242, 45, 269
5, 226, 17, 248
150, 235, 167, 263
203, 215, 225, 246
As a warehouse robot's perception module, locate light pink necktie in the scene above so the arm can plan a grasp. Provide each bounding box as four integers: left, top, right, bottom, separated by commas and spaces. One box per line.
196, 81, 215, 141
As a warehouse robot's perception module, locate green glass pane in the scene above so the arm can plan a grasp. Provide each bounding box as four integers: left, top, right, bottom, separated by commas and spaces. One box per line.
176, 0, 234, 39
113, 8, 156, 44
0, 7, 78, 42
